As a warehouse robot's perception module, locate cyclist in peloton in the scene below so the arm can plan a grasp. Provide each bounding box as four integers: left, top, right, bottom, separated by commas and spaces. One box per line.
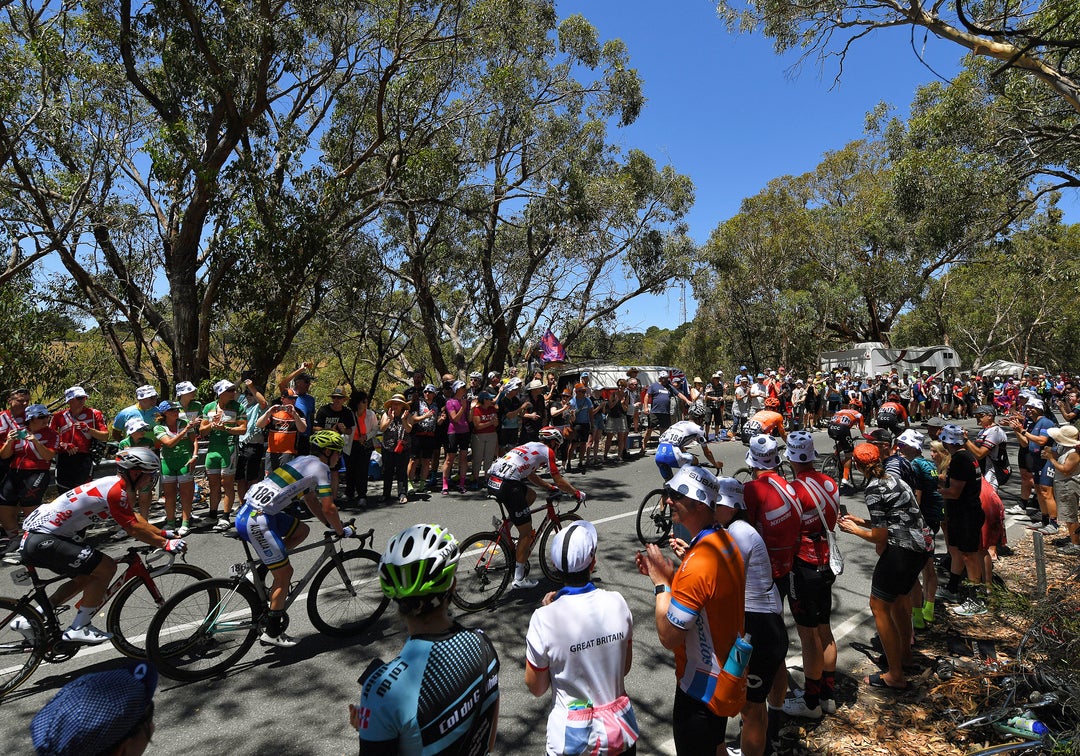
654, 417, 722, 481
235, 429, 356, 647
740, 396, 789, 444
15, 447, 188, 644
827, 400, 866, 491
875, 392, 910, 434
485, 426, 586, 591
353, 524, 500, 755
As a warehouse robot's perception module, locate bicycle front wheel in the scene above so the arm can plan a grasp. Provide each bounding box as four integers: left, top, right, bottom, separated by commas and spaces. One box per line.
0, 598, 46, 699
451, 532, 512, 613
538, 513, 583, 583
819, 454, 839, 480
308, 549, 389, 637
107, 563, 214, 659
732, 467, 754, 484
849, 460, 867, 490
147, 578, 259, 682
636, 488, 670, 546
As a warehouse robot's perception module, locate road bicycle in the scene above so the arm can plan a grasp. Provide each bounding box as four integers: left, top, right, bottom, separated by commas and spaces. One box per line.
453, 491, 584, 612
146, 524, 387, 682
818, 446, 866, 491
731, 459, 792, 484
0, 546, 210, 698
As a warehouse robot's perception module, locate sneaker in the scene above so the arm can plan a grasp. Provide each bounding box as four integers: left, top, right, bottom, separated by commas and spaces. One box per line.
951, 598, 988, 617
399, 494, 409, 505
511, 577, 539, 590
177, 524, 192, 538
1038, 522, 1060, 535
62, 624, 113, 644
458, 484, 467, 495
1056, 543, 1080, 556
259, 631, 298, 648
8, 616, 37, 641
782, 696, 823, 719
820, 698, 837, 714
212, 518, 233, 532
441, 486, 450, 495
935, 587, 962, 603
1004, 504, 1027, 516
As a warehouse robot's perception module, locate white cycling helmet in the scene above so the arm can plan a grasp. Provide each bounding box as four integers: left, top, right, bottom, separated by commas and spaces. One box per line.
539, 426, 567, 446
379, 524, 460, 600
115, 447, 160, 473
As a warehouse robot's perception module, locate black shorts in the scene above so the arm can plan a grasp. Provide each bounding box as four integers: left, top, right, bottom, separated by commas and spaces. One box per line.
774, 571, 790, 606
1017, 446, 1029, 471
870, 545, 929, 602
235, 443, 266, 483
446, 432, 471, 454
488, 479, 531, 525
877, 416, 901, 434
572, 423, 590, 443
789, 558, 835, 627
0, 469, 53, 508
945, 501, 984, 553
55, 452, 95, 491
1024, 449, 1043, 476
22, 532, 104, 576
710, 406, 724, 423
672, 688, 726, 756
497, 427, 518, 448
744, 611, 788, 703
651, 413, 672, 432
411, 434, 435, 459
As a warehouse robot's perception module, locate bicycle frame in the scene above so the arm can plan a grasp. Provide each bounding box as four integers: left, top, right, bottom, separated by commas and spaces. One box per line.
490, 493, 580, 553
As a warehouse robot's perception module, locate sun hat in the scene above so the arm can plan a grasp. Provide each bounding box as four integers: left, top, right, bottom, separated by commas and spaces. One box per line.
664, 465, 720, 507
526, 379, 544, 391
549, 520, 598, 574
30, 661, 158, 756
896, 429, 925, 449
784, 431, 817, 463
383, 393, 409, 410
973, 405, 996, 417
1047, 425, 1080, 448
124, 417, 150, 435
451, 379, 466, 392
745, 434, 779, 470
939, 423, 966, 445
693, 376, 703, 384
715, 477, 745, 510
63, 386, 88, 402
852, 443, 881, 467
175, 381, 197, 397
24, 404, 50, 421
134, 385, 158, 400
212, 379, 236, 395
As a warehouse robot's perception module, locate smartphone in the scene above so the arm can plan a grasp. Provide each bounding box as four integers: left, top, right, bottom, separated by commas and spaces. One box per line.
838, 503, 848, 516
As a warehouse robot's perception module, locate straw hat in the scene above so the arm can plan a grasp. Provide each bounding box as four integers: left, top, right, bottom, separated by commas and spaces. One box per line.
1048, 424, 1080, 448
383, 393, 409, 410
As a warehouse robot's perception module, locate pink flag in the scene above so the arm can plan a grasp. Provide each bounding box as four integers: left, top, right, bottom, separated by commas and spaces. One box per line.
541, 329, 566, 365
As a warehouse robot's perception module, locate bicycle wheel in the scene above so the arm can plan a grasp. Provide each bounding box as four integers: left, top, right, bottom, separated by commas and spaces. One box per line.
307, 549, 390, 637
849, 461, 866, 490
451, 532, 512, 613
147, 578, 259, 682
819, 454, 839, 480
0, 598, 46, 699
538, 513, 583, 583
107, 563, 214, 659
733, 467, 754, 484
636, 488, 670, 546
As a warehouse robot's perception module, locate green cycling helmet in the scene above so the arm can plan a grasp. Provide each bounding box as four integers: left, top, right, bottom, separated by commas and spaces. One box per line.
379, 524, 459, 600
309, 429, 344, 453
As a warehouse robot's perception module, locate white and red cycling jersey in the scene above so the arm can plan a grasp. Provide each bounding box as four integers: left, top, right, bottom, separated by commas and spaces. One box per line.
22, 476, 136, 538
487, 442, 559, 482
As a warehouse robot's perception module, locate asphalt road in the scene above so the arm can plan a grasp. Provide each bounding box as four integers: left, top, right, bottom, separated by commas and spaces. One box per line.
0, 421, 1033, 754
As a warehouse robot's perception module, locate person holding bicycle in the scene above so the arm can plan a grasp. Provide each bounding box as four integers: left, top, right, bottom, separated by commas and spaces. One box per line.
654, 418, 721, 481
485, 426, 586, 591
353, 524, 500, 755
235, 429, 356, 647
15, 447, 187, 645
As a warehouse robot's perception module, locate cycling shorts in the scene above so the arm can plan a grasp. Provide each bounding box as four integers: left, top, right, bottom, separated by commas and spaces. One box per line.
446, 432, 471, 454
0, 469, 53, 508
789, 557, 835, 627
487, 478, 531, 526
410, 434, 435, 459
744, 611, 788, 704
826, 421, 850, 442
236, 502, 301, 570
205, 448, 237, 476
235, 443, 266, 483
876, 416, 901, 434
22, 532, 104, 577
160, 456, 194, 484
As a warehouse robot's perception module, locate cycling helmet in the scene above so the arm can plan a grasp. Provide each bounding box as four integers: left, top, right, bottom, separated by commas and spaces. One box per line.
309, 429, 344, 453
688, 403, 708, 421
379, 524, 460, 600
539, 426, 567, 446
115, 447, 160, 473
764, 396, 780, 410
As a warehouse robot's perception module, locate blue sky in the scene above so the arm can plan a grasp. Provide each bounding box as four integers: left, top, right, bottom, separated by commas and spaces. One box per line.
559, 1, 1074, 331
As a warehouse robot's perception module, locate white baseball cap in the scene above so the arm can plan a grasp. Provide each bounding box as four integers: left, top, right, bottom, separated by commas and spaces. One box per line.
549, 520, 598, 574
64, 386, 88, 402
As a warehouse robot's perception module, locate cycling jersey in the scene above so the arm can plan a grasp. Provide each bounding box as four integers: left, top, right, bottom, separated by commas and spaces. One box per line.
51, 407, 107, 454
7, 427, 59, 471
358, 625, 500, 756
742, 411, 785, 439
242, 455, 332, 514
657, 421, 706, 449
876, 402, 908, 427
743, 471, 802, 579
828, 409, 864, 432
22, 476, 137, 536
487, 442, 559, 482
791, 472, 840, 567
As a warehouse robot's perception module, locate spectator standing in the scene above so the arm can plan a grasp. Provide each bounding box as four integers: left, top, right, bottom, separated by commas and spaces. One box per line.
278, 363, 316, 454
408, 384, 438, 493
705, 372, 725, 440
380, 394, 413, 505
152, 401, 198, 536
175, 381, 203, 434
470, 391, 499, 486
111, 385, 159, 441
732, 376, 750, 438
315, 386, 356, 501
936, 423, 988, 616
51, 386, 109, 491
604, 381, 630, 461
642, 371, 676, 449
345, 391, 378, 508
257, 389, 307, 473
442, 380, 470, 495
635, 465, 747, 756
1043, 425, 1080, 556
521, 379, 547, 444
497, 378, 525, 453
895, 429, 943, 627
0, 403, 58, 562
235, 379, 269, 500
525, 521, 638, 756
200, 380, 247, 532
